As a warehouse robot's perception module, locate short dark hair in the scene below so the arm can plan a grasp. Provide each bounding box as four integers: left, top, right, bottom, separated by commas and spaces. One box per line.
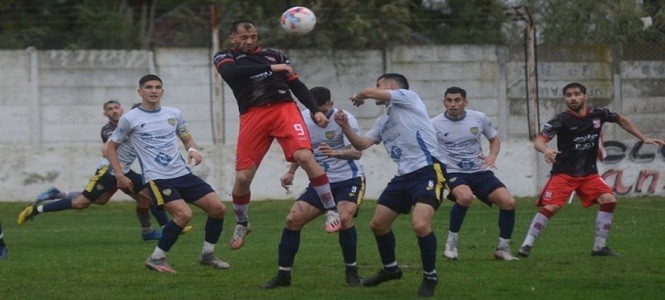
139, 74, 162, 87
103, 100, 120, 109
229, 20, 256, 35
445, 87, 466, 98
310, 87, 331, 106
563, 82, 586, 95
378, 73, 409, 89
131, 103, 141, 109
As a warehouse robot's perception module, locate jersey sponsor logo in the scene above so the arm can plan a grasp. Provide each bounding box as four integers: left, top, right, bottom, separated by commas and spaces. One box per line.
470, 127, 479, 135
154, 152, 173, 167
325, 131, 335, 140
162, 188, 172, 196
426, 180, 434, 191
390, 146, 402, 160
265, 55, 276, 62
250, 71, 272, 80
168, 118, 177, 126
593, 118, 601, 128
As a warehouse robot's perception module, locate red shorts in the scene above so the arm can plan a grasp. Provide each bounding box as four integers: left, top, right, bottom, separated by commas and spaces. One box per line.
236, 101, 312, 170
537, 173, 613, 208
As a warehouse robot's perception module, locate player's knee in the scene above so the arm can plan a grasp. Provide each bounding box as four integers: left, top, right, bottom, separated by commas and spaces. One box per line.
497, 197, 516, 210
369, 219, 390, 236
284, 213, 305, 230
72, 198, 92, 209
411, 218, 431, 236
339, 212, 354, 229
455, 194, 474, 206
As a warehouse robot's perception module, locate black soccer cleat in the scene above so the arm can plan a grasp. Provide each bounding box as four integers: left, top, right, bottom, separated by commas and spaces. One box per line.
518, 245, 532, 258
417, 277, 438, 297
591, 246, 620, 257
361, 268, 403, 287
345, 267, 362, 287
261, 275, 291, 289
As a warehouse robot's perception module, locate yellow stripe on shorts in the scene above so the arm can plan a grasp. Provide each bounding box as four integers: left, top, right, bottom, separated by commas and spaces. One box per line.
148, 181, 165, 207
84, 165, 109, 193
433, 163, 446, 201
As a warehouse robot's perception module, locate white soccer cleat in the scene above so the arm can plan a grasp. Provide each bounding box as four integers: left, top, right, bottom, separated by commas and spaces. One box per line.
493, 247, 519, 261
230, 224, 251, 250
443, 241, 458, 260
324, 210, 341, 233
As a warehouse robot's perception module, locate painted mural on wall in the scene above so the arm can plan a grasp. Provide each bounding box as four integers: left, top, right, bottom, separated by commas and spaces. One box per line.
600, 140, 665, 196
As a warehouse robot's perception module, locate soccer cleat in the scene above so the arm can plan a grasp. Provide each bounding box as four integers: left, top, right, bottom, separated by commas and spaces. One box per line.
517, 245, 532, 258
145, 257, 177, 273
230, 224, 251, 250
443, 241, 458, 260
361, 268, 403, 287
324, 210, 341, 233
17, 205, 38, 225
181, 225, 193, 235
261, 275, 291, 289
417, 277, 438, 297
0, 247, 7, 259
591, 246, 619, 257
35, 187, 61, 204
141, 230, 162, 241
493, 247, 519, 261
345, 267, 362, 286
199, 252, 230, 269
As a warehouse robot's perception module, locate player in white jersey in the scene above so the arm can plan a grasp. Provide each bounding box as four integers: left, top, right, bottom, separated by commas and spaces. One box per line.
431, 87, 518, 261
334, 73, 447, 298
107, 74, 229, 273
262, 87, 366, 289
17, 101, 166, 241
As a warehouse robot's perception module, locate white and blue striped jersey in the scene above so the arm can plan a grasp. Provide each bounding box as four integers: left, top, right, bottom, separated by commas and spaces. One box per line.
365, 89, 442, 175
110, 106, 191, 182
302, 108, 364, 183
431, 109, 497, 173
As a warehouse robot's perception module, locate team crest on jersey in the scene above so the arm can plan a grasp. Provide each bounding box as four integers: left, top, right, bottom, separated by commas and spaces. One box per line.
162, 189, 172, 196
593, 118, 601, 128
448, 177, 457, 183
168, 118, 177, 126
470, 127, 479, 135
543, 190, 552, 200
325, 131, 336, 140
426, 180, 434, 191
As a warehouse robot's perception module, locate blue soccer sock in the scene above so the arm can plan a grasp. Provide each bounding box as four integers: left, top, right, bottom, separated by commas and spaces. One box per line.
204, 217, 223, 244
375, 230, 398, 271
41, 198, 73, 212
418, 231, 437, 275
278, 228, 300, 271
150, 204, 169, 227
449, 203, 469, 233
338, 226, 357, 266
498, 209, 515, 239
0, 221, 5, 247
157, 221, 183, 252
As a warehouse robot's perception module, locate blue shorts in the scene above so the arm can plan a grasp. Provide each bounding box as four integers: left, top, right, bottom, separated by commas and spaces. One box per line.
446, 170, 505, 206
378, 162, 447, 214
147, 173, 215, 207
298, 176, 365, 211
82, 167, 144, 201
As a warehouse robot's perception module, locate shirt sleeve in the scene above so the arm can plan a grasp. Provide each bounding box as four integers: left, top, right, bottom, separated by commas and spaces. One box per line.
175, 109, 190, 137
365, 114, 387, 144
481, 113, 498, 140
109, 117, 131, 144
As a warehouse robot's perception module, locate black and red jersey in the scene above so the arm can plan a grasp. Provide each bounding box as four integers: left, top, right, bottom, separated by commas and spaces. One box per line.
100, 121, 117, 143
213, 47, 308, 115
540, 107, 621, 176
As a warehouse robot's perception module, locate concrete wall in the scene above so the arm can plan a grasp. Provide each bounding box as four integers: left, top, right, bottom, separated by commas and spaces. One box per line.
0, 46, 663, 201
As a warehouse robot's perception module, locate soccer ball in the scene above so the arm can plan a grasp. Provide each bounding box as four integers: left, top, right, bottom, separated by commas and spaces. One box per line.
280, 6, 316, 35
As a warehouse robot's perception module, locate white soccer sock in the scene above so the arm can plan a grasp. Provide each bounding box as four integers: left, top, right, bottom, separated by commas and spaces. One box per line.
233, 204, 249, 223
522, 213, 549, 247
150, 247, 167, 259
594, 211, 613, 251
447, 231, 458, 243
202, 241, 215, 254
37, 205, 44, 213
497, 237, 510, 249
313, 183, 336, 209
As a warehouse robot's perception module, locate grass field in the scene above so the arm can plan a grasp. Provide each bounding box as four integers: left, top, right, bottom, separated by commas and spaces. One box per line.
1, 197, 664, 299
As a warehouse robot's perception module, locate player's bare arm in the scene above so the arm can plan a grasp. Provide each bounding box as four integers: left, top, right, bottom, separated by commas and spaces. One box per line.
106, 141, 133, 191
179, 134, 202, 165
312, 111, 329, 128
350, 88, 391, 107
617, 116, 665, 146
318, 143, 362, 160
270, 63, 294, 76
534, 136, 560, 164
279, 162, 299, 191
481, 136, 500, 169
333, 110, 375, 151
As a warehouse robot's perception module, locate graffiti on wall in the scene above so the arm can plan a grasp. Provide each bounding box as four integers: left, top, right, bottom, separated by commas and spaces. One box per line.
600, 140, 665, 195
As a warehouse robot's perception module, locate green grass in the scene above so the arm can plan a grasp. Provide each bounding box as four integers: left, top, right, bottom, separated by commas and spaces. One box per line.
1, 197, 664, 299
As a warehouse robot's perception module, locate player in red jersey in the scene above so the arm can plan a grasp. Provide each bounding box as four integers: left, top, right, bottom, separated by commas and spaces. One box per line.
213, 20, 341, 250
518, 82, 665, 257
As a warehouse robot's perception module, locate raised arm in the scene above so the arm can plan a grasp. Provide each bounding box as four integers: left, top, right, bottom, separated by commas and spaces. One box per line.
333, 110, 376, 151
617, 116, 665, 146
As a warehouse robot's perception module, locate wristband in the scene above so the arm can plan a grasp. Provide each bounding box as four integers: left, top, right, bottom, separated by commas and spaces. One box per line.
188, 148, 198, 153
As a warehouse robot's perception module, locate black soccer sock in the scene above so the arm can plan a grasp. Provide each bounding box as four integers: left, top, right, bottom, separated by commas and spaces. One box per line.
204, 217, 223, 244
339, 226, 357, 266
498, 209, 515, 239
42, 198, 73, 212
150, 204, 169, 227
418, 231, 437, 275
157, 221, 183, 252
375, 230, 397, 270
278, 228, 300, 269
449, 203, 469, 233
